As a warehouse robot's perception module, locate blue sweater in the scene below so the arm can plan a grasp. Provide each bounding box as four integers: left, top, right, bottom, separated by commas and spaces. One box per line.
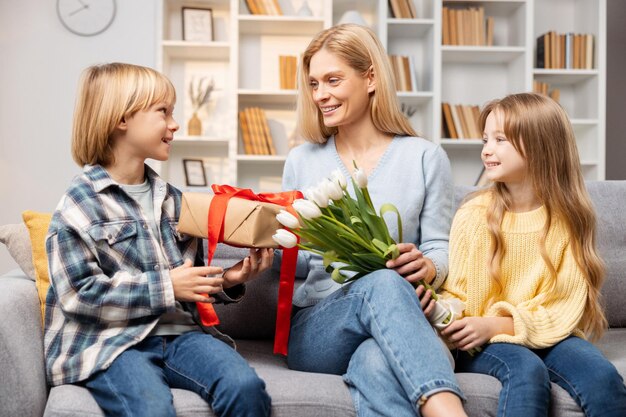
282, 135, 454, 307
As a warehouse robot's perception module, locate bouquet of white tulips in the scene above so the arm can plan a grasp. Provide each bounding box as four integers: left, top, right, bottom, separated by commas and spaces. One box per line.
272, 165, 465, 330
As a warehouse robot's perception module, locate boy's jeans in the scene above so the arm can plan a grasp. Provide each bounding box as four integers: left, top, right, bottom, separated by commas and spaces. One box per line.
83, 331, 271, 417
455, 336, 626, 417
287, 269, 464, 417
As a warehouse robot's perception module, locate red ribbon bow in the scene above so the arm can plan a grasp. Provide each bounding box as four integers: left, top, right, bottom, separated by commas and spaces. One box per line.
199, 184, 303, 355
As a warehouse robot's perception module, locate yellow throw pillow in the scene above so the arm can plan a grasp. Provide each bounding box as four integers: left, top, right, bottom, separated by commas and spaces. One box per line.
22, 211, 53, 323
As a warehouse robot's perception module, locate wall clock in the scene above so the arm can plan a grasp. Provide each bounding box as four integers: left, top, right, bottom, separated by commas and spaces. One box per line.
56, 0, 117, 37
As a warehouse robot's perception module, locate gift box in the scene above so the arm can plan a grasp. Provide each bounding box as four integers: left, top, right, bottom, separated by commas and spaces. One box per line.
177, 185, 303, 356
178, 192, 283, 248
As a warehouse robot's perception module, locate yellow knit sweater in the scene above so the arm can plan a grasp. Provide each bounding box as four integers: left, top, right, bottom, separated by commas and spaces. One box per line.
441, 192, 587, 349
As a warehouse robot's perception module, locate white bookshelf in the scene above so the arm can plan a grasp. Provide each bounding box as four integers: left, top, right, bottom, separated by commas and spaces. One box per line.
155, 0, 606, 189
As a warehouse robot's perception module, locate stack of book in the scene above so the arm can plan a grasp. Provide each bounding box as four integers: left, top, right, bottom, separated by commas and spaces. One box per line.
389, 55, 417, 92
239, 107, 276, 155
536, 32, 594, 69
244, 0, 282, 15
441, 103, 482, 140
533, 80, 560, 103
389, 0, 418, 18
442, 6, 494, 46
279, 55, 297, 90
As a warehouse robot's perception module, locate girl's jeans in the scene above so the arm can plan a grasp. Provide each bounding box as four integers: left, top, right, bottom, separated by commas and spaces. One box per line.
83, 331, 271, 417
287, 270, 464, 417
455, 336, 626, 417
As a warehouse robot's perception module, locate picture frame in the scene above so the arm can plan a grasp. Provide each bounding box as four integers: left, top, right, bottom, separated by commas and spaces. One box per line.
182, 7, 213, 42
183, 159, 207, 187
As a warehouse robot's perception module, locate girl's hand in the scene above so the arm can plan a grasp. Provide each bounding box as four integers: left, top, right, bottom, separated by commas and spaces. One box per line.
385, 243, 436, 285
223, 248, 274, 288
415, 284, 436, 319
441, 316, 514, 352
170, 259, 224, 303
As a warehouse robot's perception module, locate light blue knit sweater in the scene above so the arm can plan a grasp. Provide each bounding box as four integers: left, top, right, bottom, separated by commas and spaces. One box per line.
281, 135, 454, 307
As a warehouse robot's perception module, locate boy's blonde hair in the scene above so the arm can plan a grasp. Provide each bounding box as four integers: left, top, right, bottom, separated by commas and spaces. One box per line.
478, 92, 606, 341
296, 23, 417, 143
71, 62, 176, 167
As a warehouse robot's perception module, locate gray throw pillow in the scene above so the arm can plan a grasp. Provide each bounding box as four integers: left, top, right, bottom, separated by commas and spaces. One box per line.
0, 223, 36, 280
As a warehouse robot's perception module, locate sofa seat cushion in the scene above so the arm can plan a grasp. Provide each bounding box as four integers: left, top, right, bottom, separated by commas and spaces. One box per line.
44, 340, 355, 417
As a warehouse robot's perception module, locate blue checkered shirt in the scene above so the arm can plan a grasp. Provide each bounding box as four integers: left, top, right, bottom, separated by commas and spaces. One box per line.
44, 165, 205, 386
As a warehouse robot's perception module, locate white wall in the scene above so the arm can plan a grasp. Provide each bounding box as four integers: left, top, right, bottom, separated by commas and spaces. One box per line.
0, 1, 157, 273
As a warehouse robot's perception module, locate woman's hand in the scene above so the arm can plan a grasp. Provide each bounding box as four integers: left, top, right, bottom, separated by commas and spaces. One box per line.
441, 316, 513, 352
222, 248, 274, 288
385, 243, 436, 285
170, 259, 224, 303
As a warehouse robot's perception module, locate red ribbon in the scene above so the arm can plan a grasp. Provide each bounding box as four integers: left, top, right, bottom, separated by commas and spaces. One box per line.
200, 184, 303, 355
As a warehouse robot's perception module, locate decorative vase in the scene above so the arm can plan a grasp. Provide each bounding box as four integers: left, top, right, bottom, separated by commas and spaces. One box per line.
296, 0, 313, 17
188, 112, 202, 136
337, 10, 368, 26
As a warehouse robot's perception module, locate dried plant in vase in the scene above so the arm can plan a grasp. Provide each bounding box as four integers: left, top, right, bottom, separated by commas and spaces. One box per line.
187, 77, 215, 136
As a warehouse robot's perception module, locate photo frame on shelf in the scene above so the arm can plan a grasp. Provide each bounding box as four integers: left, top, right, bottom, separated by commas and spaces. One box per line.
182, 7, 213, 42
183, 159, 207, 187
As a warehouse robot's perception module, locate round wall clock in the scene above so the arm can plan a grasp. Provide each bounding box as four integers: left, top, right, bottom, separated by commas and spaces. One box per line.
56, 0, 117, 37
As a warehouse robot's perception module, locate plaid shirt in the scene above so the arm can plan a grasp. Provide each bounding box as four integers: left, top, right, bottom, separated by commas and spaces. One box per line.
44, 165, 205, 386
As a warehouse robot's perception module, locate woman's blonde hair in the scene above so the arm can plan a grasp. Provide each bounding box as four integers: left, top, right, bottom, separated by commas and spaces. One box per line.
71, 62, 176, 167
477, 92, 606, 341
296, 23, 417, 143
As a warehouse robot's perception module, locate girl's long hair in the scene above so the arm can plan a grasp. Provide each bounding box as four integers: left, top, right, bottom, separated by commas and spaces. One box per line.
478, 93, 606, 341
296, 24, 416, 143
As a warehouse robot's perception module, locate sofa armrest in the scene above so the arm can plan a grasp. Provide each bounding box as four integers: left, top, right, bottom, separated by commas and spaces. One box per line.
0, 270, 47, 417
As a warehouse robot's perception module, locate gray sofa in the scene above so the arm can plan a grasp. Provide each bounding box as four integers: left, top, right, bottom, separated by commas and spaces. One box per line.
1, 182, 625, 417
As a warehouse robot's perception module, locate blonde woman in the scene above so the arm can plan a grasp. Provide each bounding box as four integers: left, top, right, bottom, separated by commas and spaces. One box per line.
440, 92, 626, 417
45, 63, 273, 417
281, 24, 467, 417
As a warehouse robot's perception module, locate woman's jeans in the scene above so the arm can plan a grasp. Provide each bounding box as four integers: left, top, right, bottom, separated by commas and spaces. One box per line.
83, 331, 271, 417
287, 270, 463, 417
455, 336, 626, 417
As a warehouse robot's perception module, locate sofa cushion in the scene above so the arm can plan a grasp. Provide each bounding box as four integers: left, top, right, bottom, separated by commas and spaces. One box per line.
0, 222, 36, 280
22, 211, 52, 322
587, 181, 626, 327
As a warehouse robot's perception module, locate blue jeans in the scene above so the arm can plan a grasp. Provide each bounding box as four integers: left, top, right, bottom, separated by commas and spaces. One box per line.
83, 331, 271, 417
455, 336, 626, 417
287, 270, 463, 417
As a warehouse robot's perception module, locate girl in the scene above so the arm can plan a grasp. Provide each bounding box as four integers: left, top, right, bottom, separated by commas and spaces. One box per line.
280, 24, 467, 417
45, 63, 273, 417
440, 92, 626, 417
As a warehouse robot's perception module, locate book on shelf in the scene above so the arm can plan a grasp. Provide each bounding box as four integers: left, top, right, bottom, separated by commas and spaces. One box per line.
279, 55, 297, 90
533, 80, 560, 103
244, 0, 282, 15
442, 6, 492, 46
389, 0, 416, 19
389, 55, 415, 92
442, 103, 482, 139
239, 107, 276, 155
536, 31, 594, 69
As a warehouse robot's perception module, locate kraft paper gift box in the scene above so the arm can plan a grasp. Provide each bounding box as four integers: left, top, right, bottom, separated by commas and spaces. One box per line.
177, 192, 283, 248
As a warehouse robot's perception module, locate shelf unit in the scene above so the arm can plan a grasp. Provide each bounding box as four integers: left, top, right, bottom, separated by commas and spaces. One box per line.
155, 0, 606, 189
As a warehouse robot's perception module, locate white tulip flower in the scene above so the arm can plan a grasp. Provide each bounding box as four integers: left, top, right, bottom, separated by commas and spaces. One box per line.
323, 178, 343, 201
292, 199, 322, 220
272, 229, 298, 248
308, 186, 329, 208
353, 168, 368, 188
330, 168, 348, 189
276, 209, 301, 229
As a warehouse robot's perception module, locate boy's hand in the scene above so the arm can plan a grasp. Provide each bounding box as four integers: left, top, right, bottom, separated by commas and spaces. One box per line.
223, 248, 274, 288
415, 284, 436, 320
385, 243, 436, 285
170, 259, 224, 303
